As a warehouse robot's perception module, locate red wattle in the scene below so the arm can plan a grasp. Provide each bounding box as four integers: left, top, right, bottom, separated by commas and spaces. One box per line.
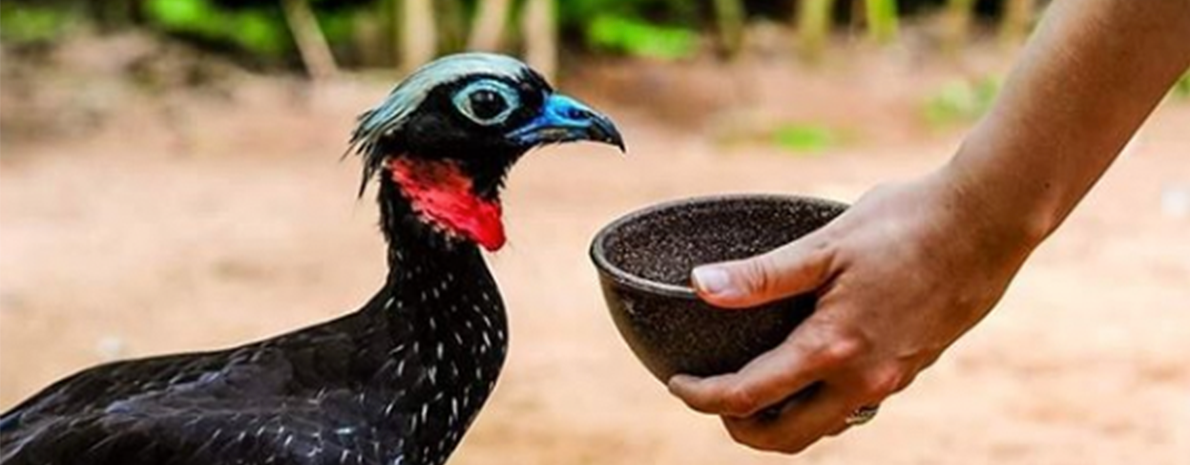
390, 159, 506, 251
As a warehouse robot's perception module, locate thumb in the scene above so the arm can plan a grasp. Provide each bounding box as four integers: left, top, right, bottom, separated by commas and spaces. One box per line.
691, 234, 834, 309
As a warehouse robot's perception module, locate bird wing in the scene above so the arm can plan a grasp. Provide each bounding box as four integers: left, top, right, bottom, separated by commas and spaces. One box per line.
1, 349, 233, 435
2, 345, 404, 465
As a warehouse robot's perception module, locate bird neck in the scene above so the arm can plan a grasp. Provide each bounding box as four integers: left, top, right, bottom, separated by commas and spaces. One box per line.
386, 157, 507, 252
374, 167, 508, 345
366, 171, 509, 463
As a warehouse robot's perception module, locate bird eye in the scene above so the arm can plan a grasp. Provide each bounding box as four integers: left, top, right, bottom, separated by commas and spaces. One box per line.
468, 90, 506, 120
453, 80, 520, 126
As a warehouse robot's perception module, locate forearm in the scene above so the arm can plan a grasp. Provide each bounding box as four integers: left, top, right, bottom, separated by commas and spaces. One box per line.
945, 0, 1190, 247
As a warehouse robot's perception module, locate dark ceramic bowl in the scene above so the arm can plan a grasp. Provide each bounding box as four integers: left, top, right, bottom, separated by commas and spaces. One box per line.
590, 195, 848, 382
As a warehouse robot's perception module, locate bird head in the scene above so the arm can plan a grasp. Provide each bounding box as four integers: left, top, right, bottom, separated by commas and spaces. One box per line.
350, 53, 624, 252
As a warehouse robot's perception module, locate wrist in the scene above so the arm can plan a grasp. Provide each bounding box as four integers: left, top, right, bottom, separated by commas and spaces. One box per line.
928, 155, 1052, 260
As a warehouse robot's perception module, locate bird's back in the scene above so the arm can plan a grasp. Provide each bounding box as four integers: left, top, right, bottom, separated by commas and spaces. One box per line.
0, 311, 412, 465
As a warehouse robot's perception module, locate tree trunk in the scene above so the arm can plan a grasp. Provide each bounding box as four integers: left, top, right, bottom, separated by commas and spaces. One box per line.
713, 0, 746, 58
850, 0, 864, 33
999, 0, 1037, 46
796, 0, 837, 61
942, 0, 976, 56
435, 0, 467, 54
281, 0, 338, 80
400, 0, 437, 71
469, 0, 512, 51
864, 0, 899, 44
353, 7, 387, 67
522, 0, 557, 81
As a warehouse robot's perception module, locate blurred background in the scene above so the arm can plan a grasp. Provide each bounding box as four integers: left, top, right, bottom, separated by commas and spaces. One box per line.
1, 1, 1188, 464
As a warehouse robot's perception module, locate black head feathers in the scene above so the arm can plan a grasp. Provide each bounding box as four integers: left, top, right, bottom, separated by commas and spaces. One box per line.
348, 53, 553, 196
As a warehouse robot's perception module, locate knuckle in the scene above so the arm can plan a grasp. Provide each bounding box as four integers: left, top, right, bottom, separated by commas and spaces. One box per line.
720, 384, 761, 417
861, 365, 911, 399
804, 239, 837, 271
739, 258, 775, 298
807, 327, 868, 368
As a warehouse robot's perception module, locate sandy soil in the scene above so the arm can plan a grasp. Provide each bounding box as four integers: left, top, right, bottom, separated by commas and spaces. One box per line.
2, 46, 1189, 464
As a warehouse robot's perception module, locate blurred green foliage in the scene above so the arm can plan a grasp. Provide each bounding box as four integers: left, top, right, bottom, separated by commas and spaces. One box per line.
585, 15, 697, 59
1, 0, 1073, 64
1173, 71, 1190, 100
771, 123, 841, 154
137, 0, 708, 61
0, 3, 82, 43
864, 0, 899, 43
558, 0, 700, 32
922, 76, 1002, 128
139, 0, 364, 62
144, 0, 290, 57
559, 0, 699, 58
1, 0, 709, 61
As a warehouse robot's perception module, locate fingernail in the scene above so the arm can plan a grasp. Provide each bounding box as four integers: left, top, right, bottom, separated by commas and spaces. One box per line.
692, 266, 737, 298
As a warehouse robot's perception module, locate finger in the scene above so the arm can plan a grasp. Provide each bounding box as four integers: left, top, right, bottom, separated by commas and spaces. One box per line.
667, 325, 862, 418
721, 384, 855, 454
691, 232, 835, 309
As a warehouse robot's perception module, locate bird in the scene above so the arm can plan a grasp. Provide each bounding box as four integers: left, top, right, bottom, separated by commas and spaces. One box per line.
0, 52, 624, 465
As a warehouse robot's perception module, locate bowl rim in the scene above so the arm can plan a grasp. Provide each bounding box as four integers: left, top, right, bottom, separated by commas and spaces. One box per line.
589, 193, 849, 300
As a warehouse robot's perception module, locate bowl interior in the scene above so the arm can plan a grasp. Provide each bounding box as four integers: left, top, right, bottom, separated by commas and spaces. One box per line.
595, 195, 847, 293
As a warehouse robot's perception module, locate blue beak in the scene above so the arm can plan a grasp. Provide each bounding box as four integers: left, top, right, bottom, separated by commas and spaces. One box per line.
507, 94, 625, 152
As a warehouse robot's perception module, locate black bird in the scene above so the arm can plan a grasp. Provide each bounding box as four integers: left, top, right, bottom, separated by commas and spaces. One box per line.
0, 53, 624, 465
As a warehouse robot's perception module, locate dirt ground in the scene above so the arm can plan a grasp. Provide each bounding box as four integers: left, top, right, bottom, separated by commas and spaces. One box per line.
2, 40, 1189, 464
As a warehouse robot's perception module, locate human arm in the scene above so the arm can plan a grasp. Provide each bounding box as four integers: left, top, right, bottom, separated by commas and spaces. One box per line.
667, 0, 1190, 454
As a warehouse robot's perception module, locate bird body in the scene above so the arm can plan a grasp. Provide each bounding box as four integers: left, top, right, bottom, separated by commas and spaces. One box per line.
0, 53, 623, 465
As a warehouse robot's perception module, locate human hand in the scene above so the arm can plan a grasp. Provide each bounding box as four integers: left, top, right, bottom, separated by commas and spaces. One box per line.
667, 167, 1043, 453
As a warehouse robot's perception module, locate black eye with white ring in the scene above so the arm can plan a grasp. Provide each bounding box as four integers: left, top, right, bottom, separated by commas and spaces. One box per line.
453, 80, 520, 126
468, 89, 506, 120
